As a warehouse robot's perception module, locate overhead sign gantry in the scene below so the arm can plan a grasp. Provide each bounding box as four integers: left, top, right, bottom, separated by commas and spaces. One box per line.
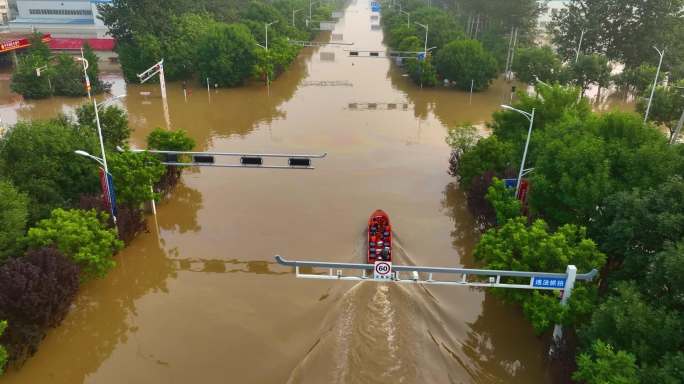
274, 255, 598, 355
127, 148, 327, 170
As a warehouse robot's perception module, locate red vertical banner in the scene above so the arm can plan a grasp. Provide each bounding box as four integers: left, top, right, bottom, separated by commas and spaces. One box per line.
517, 179, 530, 205
99, 167, 111, 211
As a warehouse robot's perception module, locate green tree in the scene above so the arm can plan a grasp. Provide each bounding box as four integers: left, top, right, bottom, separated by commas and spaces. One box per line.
457, 136, 515, 189
646, 240, 684, 310
549, 0, 684, 71
196, 23, 258, 87
75, 103, 131, 150
405, 58, 438, 87
512, 46, 562, 84
485, 178, 521, 225
490, 83, 590, 145
434, 39, 498, 91
637, 86, 684, 141
529, 116, 613, 226
616, 64, 658, 95
474, 217, 605, 332
475, 217, 606, 333
580, 283, 683, 365
10, 34, 53, 99
0, 119, 99, 222
52, 54, 87, 97
27, 208, 123, 279
573, 340, 639, 384
116, 33, 163, 83
570, 54, 612, 96
592, 176, 684, 278
146, 128, 196, 151
82, 43, 106, 94
0, 320, 6, 375
0, 180, 29, 262
162, 13, 216, 80
108, 151, 166, 207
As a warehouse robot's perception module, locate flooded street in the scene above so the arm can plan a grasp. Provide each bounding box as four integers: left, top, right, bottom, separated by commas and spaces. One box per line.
0, 2, 564, 383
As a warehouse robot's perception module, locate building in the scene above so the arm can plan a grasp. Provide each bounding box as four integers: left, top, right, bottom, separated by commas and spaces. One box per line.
9, 0, 112, 38
0, 0, 9, 25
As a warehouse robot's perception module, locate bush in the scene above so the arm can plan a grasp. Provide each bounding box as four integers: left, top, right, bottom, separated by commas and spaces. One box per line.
0, 248, 80, 364
0, 180, 29, 262
27, 209, 123, 280
434, 39, 498, 91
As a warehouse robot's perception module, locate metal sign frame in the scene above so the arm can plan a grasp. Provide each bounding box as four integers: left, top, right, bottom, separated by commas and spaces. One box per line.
274, 255, 597, 289
126, 148, 327, 170
274, 255, 598, 353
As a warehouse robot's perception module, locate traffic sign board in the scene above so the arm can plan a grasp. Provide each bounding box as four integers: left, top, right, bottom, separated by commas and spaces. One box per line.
373, 261, 392, 280
532, 277, 566, 289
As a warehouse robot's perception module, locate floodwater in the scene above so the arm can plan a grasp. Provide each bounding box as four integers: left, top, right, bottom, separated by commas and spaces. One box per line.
0, 2, 623, 383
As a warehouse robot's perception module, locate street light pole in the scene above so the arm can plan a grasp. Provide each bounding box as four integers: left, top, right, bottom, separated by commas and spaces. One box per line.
292, 8, 302, 26
78, 48, 91, 100
574, 29, 585, 63
415, 22, 428, 58
644, 46, 665, 124
501, 105, 535, 197
400, 9, 410, 27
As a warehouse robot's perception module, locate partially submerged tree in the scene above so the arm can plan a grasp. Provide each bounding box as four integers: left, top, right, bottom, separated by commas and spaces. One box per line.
434, 39, 498, 91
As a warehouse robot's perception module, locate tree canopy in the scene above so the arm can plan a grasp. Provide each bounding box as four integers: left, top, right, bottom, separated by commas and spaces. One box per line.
27, 209, 123, 280
435, 39, 498, 90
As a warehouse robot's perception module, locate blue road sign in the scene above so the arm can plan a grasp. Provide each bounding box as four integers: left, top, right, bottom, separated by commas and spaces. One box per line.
106, 172, 118, 217
417, 52, 426, 61
532, 277, 566, 289
503, 178, 518, 189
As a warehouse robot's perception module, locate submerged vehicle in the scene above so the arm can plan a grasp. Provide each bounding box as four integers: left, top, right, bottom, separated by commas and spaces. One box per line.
367, 209, 392, 263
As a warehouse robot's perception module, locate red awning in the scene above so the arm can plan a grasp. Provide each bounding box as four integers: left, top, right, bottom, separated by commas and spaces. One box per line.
49, 38, 116, 51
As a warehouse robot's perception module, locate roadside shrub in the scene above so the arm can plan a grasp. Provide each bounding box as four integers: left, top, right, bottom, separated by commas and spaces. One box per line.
27, 208, 123, 280
0, 248, 80, 364
0, 180, 29, 263
0, 321, 6, 374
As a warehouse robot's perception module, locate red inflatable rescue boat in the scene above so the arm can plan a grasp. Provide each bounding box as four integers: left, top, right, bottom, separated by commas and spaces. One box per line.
367, 210, 392, 263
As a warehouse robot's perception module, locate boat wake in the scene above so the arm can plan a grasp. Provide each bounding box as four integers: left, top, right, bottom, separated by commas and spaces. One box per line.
285, 234, 479, 384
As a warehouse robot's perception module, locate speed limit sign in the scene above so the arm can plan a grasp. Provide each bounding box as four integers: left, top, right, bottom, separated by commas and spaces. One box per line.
373, 261, 392, 280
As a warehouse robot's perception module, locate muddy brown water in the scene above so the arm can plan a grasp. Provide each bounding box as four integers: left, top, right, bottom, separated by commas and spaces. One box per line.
0, 2, 633, 383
